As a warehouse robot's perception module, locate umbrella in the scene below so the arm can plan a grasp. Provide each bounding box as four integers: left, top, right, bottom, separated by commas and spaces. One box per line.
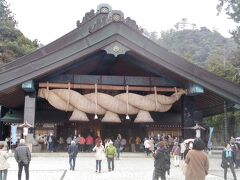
183, 139, 195, 144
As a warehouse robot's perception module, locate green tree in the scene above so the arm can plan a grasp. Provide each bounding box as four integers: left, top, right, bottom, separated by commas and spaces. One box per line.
202, 42, 240, 143
0, 0, 38, 64
217, 0, 240, 85
217, 0, 240, 44
158, 26, 236, 67
207, 47, 240, 84
174, 18, 188, 31
157, 22, 240, 143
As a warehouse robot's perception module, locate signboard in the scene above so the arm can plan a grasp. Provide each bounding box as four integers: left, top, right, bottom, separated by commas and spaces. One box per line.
22, 80, 35, 92
187, 83, 204, 96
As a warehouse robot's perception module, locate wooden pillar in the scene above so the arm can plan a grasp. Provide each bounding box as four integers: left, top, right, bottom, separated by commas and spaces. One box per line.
223, 100, 228, 143
181, 96, 195, 139
24, 93, 36, 145
24, 93, 36, 127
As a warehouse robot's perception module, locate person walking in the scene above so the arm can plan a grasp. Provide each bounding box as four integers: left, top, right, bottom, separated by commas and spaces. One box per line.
47, 133, 55, 152
221, 143, 237, 180
183, 142, 193, 160
114, 137, 121, 160
0, 143, 10, 180
152, 141, 170, 180
180, 141, 186, 160
58, 137, 65, 151
14, 139, 31, 180
105, 141, 116, 172
135, 136, 141, 152
172, 143, 180, 167
149, 138, 155, 154
68, 141, 78, 171
129, 137, 136, 152
93, 141, 105, 173
184, 138, 209, 180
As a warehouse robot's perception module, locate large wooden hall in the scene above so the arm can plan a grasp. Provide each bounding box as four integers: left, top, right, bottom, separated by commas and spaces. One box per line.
0, 4, 240, 146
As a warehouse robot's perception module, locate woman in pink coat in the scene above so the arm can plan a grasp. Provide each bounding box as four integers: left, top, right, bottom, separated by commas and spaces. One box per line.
185, 138, 209, 180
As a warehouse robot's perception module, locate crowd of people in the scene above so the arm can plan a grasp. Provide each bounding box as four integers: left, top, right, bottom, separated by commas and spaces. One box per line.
37, 133, 147, 153
142, 135, 208, 180
151, 135, 240, 180
1, 134, 240, 180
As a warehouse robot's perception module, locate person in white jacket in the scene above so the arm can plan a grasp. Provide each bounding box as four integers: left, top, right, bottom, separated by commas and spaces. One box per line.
144, 138, 151, 156
0, 143, 10, 180
93, 141, 105, 173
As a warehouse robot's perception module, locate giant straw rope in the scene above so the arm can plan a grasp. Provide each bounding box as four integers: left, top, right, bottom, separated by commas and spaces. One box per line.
38, 88, 186, 123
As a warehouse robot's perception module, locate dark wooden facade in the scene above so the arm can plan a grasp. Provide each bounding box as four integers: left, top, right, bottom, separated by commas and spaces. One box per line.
0, 4, 240, 141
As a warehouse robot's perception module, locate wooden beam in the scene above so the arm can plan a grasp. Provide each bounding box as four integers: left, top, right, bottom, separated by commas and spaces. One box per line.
39, 82, 181, 92
41, 74, 178, 87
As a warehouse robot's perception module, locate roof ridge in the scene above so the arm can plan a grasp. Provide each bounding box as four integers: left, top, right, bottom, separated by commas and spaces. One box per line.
76, 4, 144, 35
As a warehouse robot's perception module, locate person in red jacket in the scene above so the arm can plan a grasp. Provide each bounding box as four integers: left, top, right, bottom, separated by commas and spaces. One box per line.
85, 134, 94, 152
79, 135, 86, 152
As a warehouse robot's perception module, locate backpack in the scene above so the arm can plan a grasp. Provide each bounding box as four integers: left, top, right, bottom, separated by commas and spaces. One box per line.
155, 149, 170, 170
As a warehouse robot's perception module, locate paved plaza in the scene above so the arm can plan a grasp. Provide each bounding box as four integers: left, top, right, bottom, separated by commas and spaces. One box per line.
6, 153, 240, 180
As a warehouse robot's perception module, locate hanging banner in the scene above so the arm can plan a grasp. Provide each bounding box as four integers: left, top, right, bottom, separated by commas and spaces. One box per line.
11, 125, 17, 145
23, 127, 29, 136
207, 127, 214, 149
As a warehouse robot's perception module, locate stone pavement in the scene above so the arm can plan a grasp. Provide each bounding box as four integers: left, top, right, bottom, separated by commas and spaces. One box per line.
6, 153, 240, 180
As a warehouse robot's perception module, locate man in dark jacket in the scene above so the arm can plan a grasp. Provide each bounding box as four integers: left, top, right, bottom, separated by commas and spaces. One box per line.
14, 139, 31, 180
221, 143, 237, 180
114, 137, 121, 160
68, 140, 78, 171
152, 141, 170, 180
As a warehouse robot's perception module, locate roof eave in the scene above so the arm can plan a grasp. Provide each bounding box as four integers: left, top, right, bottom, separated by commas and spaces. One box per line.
0, 22, 239, 104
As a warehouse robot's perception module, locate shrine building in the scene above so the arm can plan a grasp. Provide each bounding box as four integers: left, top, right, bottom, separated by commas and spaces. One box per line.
0, 4, 240, 144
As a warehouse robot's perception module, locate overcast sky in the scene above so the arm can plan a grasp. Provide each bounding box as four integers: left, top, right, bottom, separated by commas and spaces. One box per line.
7, 0, 236, 45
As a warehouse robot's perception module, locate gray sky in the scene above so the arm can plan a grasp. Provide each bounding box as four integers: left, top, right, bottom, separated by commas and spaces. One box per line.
7, 0, 236, 45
